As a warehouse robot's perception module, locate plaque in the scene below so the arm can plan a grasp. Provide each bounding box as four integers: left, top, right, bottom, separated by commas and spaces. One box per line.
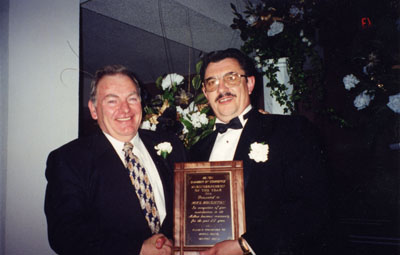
173, 161, 246, 255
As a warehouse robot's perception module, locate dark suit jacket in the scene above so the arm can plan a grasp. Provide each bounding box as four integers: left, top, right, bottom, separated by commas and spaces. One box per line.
190, 108, 328, 254
45, 129, 187, 255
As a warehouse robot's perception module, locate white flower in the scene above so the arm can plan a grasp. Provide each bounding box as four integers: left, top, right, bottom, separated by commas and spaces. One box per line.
354, 90, 374, 110
161, 73, 184, 91
302, 37, 312, 46
182, 125, 189, 135
299, 29, 304, 37
267, 21, 284, 37
176, 106, 185, 116
198, 113, 208, 125
187, 101, 198, 112
189, 112, 208, 128
141, 120, 157, 131
178, 102, 198, 120
248, 142, 269, 163
246, 15, 257, 25
154, 142, 173, 159
343, 74, 360, 90
387, 93, 400, 114
254, 56, 262, 68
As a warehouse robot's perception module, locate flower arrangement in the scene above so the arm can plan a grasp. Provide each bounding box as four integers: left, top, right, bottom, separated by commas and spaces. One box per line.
141, 62, 215, 149
342, 56, 400, 114
231, 0, 323, 113
338, 7, 400, 143
338, 0, 399, 128
340, 55, 400, 143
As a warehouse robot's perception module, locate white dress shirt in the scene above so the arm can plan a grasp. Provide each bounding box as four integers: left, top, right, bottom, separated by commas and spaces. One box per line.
209, 105, 252, 161
104, 132, 166, 224
209, 105, 256, 254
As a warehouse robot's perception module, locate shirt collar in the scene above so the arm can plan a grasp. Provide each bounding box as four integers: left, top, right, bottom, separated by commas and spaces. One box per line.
103, 132, 140, 163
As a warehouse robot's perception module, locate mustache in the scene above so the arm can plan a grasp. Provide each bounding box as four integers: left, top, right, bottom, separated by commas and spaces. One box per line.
215, 92, 237, 102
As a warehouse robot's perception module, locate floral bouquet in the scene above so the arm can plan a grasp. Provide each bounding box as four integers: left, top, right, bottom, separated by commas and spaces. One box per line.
231, 0, 323, 113
141, 62, 215, 149
337, 0, 400, 141
341, 51, 400, 141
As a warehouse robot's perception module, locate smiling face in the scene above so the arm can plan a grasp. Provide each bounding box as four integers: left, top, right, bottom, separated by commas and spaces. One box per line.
203, 58, 255, 123
88, 74, 142, 142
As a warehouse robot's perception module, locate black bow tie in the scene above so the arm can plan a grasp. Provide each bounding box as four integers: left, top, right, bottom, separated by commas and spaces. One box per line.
215, 117, 243, 133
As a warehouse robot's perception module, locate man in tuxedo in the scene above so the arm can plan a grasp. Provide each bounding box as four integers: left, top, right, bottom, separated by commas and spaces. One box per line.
45, 65, 186, 255
190, 49, 328, 255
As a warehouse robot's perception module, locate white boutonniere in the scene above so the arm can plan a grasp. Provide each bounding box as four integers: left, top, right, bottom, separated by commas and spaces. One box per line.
154, 142, 173, 159
248, 142, 269, 163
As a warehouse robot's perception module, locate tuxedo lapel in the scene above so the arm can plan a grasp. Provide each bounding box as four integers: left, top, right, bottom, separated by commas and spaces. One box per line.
234, 110, 274, 187
191, 131, 218, 162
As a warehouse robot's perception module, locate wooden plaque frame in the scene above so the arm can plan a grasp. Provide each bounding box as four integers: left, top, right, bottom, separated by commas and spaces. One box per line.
173, 161, 246, 255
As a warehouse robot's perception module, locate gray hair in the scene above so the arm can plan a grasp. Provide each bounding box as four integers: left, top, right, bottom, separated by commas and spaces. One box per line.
89, 65, 141, 105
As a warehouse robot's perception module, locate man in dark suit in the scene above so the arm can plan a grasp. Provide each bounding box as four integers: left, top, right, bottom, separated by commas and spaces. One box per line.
45, 65, 186, 255
191, 49, 328, 255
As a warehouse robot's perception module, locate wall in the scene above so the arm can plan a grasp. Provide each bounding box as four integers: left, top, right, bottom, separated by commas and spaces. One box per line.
5, 0, 79, 254
0, 0, 10, 254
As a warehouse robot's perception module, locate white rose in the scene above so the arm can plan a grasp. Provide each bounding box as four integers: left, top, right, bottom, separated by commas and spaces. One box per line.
387, 93, 400, 114
354, 90, 374, 110
267, 21, 284, 37
248, 142, 269, 163
154, 142, 173, 158
343, 74, 360, 90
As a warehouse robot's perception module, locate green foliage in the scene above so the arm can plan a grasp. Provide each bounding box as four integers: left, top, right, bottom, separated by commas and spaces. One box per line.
232, 0, 324, 114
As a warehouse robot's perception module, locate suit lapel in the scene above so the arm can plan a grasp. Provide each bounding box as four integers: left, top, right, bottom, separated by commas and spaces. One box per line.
91, 131, 147, 216
138, 130, 174, 223
234, 109, 274, 187
139, 131, 171, 184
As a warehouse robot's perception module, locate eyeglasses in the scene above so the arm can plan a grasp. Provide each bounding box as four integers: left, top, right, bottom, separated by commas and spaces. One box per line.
203, 72, 248, 92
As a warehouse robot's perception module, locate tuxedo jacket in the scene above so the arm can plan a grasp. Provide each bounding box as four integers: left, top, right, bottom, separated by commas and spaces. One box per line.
45, 129, 187, 255
190, 109, 328, 254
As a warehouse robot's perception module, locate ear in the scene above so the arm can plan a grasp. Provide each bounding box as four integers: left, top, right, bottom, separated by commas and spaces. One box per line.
246, 76, 256, 95
88, 100, 98, 120
202, 86, 209, 101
